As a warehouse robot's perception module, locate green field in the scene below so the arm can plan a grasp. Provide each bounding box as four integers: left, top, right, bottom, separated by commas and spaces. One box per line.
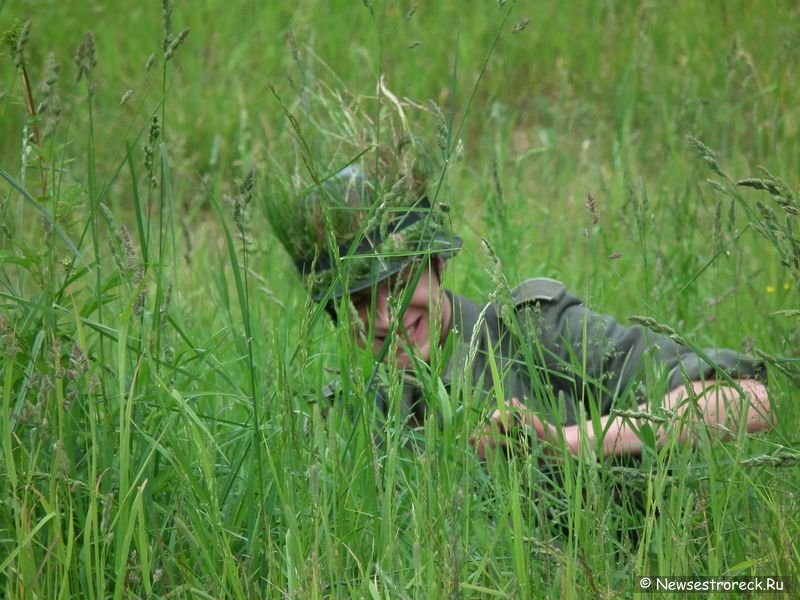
2, 1, 799, 597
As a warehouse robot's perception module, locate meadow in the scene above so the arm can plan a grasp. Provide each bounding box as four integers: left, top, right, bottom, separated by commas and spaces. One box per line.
1, 0, 799, 597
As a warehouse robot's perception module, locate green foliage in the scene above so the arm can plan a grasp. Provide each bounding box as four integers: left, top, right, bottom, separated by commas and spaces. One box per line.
0, 0, 798, 598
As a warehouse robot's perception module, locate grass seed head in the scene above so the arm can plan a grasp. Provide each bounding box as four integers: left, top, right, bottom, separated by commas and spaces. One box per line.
42, 52, 61, 89
428, 99, 448, 153
36, 372, 54, 404
585, 192, 599, 225
512, 18, 530, 34
491, 153, 505, 221
455, 138, 464, 161
74, 31, 97, 83
629, 315, 688, 347
119, 89, 134, 105
738, 169, 799, 216
14, 19, 31, 70
287, 27, 301, 66
1, 20, 24, 64
705, 178, 729, 196
239, 168, 255, 203
232, 169, 255, 229
687, 135, 724, 178
161, 0, 173, 52
120, 225, 141, 279
480, 237, 510, 304
0, 315, 20, 359
164, 27, 190, 61
39, 52, 62, 140
148, 116, 161, 145
624, 174, 651, 233
144, 116, 161, 180
100, 203, 130, 276
68, 343, 88, 381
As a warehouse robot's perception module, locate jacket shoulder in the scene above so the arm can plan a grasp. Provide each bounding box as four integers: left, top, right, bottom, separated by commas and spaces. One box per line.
509, 277, 567, 308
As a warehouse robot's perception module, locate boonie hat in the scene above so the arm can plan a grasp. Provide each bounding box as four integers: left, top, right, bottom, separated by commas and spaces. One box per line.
266, 87, 461, 303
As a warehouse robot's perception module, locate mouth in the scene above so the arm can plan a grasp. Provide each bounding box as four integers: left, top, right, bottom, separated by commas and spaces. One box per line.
371, 316, 424, 358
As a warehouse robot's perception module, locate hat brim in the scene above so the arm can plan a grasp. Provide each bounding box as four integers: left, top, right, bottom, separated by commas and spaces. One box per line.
314, 234, 462, 302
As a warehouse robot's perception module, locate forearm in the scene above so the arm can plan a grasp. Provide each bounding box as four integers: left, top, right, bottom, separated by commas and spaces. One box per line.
564, 379, 771, 456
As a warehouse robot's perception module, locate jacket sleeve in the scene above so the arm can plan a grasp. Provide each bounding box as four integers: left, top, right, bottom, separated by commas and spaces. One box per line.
511, 279, 766, 416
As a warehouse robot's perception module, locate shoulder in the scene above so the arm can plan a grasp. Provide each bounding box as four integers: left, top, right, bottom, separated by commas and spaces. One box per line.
501, 278, 585, 339
509, 277, 568, 308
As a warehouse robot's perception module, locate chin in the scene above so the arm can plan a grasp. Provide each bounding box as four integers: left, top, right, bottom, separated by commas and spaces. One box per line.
397, 340, 431, 369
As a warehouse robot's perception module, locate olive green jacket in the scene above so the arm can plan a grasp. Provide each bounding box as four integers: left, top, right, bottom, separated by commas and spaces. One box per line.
380, 278, 764, 427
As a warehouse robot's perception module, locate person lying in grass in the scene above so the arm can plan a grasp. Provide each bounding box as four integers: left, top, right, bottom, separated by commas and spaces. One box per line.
266, 94, 771, 459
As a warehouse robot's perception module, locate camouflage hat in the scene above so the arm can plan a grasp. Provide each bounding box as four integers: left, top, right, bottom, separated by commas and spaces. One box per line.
266, 87, 461, 303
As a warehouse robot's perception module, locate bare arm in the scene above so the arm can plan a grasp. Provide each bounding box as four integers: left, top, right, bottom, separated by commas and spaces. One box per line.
565, 379, 772, 456
471, 379, 771, 459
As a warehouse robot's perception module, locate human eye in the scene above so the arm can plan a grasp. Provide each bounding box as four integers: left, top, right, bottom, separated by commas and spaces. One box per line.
349, 289, 371, 310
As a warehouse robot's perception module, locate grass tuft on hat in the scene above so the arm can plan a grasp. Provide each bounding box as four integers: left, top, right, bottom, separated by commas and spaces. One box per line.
265, 83, 461, 302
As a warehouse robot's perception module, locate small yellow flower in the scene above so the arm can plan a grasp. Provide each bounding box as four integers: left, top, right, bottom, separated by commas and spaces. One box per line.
766, 286, 776, 294
784, 282, 791, 291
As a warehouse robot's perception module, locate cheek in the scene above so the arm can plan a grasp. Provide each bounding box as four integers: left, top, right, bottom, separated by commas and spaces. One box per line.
418, 313, 432, 344
410, 285, 432, 312
412, 286, 437, 322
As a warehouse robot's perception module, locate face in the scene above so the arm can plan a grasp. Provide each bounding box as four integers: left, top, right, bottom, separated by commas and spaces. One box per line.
349, 261, 452, 369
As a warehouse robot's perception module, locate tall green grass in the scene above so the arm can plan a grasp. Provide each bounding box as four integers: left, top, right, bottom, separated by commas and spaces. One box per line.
1, 0, 798, 597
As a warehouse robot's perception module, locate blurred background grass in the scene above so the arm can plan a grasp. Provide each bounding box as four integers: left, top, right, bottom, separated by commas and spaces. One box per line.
5, 0, 798, 315
1, 0, 798, 597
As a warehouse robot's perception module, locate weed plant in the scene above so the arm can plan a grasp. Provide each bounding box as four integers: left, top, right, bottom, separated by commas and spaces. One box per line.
1, 1, 798, 598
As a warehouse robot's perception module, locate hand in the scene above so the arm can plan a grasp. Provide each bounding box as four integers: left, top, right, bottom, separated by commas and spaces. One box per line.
470, 398, 559, 460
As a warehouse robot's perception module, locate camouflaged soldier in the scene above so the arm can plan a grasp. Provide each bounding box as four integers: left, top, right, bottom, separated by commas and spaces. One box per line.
266, 93, 771, 458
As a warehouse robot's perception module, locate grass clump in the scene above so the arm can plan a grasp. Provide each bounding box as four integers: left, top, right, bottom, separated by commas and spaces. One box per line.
0, 1, 798, 597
